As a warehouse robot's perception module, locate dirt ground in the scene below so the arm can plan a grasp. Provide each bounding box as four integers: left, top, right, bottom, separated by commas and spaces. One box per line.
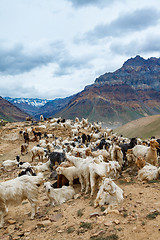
1, 121, 160, 240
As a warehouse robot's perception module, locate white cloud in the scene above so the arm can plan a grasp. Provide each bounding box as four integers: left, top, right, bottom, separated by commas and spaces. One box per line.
0, 0, 160, 99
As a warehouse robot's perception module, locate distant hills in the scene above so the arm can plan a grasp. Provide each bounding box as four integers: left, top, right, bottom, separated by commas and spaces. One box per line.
114, 114, 160, 140
2, 55, 160, 125
0, 96, 29, 122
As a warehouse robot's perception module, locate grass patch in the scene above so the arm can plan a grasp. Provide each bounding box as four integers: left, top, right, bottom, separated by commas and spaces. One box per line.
123, 212, 128, 218
118, 180, 135, 185
67, 227, 75, 233
77, 209, 84, 217
90, 234, 119, 240
146, 211, 159, 220
100, 206, 106, 212
89, 200, 94, 206
148, 179, 160, 184
80, 222, 92, 229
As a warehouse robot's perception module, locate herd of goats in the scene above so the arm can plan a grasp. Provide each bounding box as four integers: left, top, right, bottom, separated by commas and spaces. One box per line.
0, 116, 160, 228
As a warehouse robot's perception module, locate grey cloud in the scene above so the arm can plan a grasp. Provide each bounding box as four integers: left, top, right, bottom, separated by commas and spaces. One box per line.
0, 41, 94, 78
82, 8, 160, 43
53, 56, 93, 76
65, 0, 114, 8
110, 35, 160, 56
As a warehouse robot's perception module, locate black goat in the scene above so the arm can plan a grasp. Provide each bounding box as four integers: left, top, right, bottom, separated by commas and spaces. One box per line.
119, 137, 137, 166
48, 151, 66, 171
32, 131, 42, 140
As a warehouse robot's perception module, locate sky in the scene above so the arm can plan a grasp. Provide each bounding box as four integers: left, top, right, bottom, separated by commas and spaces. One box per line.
0, 0, 160, 100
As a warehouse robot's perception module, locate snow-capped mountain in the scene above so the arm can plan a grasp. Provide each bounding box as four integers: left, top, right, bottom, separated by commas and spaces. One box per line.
4, 97, 52, 108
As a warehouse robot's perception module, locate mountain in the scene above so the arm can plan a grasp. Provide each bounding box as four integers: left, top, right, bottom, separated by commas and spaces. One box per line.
34, 95, 74, 119
0, 96, 30, 122
55, 56, 160, 126
4, 97, 52, 116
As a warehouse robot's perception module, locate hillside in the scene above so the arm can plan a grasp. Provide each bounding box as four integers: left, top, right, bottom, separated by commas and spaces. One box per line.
0, 96, 30, 122
55, 56, 160, 125
114, 114, 160, 139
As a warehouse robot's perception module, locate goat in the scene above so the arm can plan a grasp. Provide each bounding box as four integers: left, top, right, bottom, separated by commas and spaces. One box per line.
89, 160, 121, 197
31, 146, 46, 162
132, 139, 159, 166
21, 143, 29, 155
2, 155, 20, 170
18, 167, 36, 177
119, 137, 137, 165
138, 164, 160, 182
56, 166, 83, 190
0, 173, 44, 228
44, 181, 75, 206
94, 178, 123, 211
48, 151, 66, 171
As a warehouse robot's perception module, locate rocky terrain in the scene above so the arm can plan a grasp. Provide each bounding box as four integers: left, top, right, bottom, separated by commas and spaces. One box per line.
0, 119, 160, 240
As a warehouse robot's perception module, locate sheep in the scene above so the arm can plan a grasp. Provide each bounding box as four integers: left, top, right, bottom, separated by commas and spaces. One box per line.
44, 181, 75, 206
56, 166, 84, 191
132, 139, 159, 166
94, 178, 123, 211
0, 173, 44, 228
138, 164, 160, 182
2, 155, 20, 170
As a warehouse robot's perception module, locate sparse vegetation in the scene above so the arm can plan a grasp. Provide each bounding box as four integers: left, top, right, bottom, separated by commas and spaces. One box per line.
146, 211, 159, 220
77, 209, 84, 217
80, 222, 92, 229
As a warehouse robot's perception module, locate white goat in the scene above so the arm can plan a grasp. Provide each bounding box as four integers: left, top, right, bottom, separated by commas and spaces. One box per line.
0, 173, 44, 228
31, 146, 46, 162
89, 160, 121, 196
132, 139, 159, 166
56, 166, 84, 191
2, 156, 20, 170
94, 178, 123, 211
33, 160, 50, 172
44, 181, 75, 206
66, 154, 93, 194
138, 164, 160, 182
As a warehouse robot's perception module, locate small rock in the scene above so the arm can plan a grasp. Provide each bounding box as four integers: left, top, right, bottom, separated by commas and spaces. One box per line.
113, 219, 120, 225
74, 193, 81, 199
104, 221, 113, 226
50, 213, 63, 222
8, 219, 16, 224
91, 230, 106, 237
90, 212, 101, 218
37, 220, 51, 228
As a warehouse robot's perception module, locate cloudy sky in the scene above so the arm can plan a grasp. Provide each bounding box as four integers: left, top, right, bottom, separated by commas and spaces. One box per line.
1, 0, 160, 100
